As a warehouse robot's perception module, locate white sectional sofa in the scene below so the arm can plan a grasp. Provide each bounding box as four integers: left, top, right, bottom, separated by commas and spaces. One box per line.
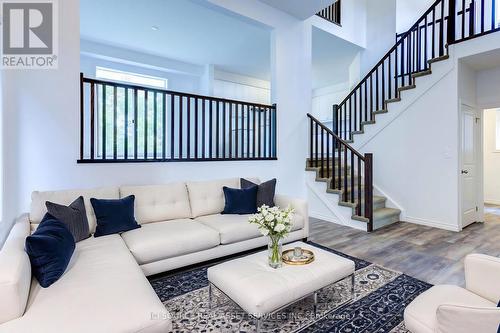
0, 178, 308, 333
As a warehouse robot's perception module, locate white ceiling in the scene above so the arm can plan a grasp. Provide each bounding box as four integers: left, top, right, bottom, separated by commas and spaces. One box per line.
462, 49, 500, 70
312, 27, 362, 89
257, 0, 337, 19
80, 0, 272, 80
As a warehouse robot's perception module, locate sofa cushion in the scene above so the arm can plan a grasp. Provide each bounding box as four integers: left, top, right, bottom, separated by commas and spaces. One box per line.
222, 186, 258, 215
31, 187, 119, 234
46, 196, 90, 242
91, 196, 141, 237
0, 215, 31, 325
0, 235, 171, 333
404, 285, 495, 333
121, 219, 220, 265
241, 178, 276, 207
195, 213, 305, 245
186, 178, 239, 218
120, 183, 192, 224
25, 216, 75, 288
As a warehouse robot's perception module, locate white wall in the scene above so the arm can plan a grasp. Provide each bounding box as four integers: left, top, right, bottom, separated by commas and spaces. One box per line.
361, 0, 397, 75
0, 0, 312, 244
477, 66, 500, 109
396, 0, 436, 33
213, 70, 271, 104
80, 55, 201, 94
312, 82, 349, 121
484, 109, 500, 204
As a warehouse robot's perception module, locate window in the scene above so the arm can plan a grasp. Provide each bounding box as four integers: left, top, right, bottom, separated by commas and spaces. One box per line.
95, 67, 168, 89
93, 67, 168, 159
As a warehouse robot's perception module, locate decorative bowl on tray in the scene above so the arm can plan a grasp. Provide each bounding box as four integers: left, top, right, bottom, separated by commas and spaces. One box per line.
282, 247, 315, 265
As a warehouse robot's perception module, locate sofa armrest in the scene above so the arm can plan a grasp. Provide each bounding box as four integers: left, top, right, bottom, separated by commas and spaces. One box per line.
0, 214, 31, 324
465, 254, 500, 303
274, 194, 309, 238
437, 304, 500, 333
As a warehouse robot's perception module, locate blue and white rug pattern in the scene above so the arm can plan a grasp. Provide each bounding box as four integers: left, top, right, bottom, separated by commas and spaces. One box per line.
149, 242, 431, 333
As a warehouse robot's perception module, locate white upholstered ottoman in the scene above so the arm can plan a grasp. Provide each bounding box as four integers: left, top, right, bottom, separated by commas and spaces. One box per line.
207, 241, 355, 332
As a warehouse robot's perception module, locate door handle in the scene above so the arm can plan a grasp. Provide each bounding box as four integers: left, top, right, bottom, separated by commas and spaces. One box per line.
461, 170, 469, 174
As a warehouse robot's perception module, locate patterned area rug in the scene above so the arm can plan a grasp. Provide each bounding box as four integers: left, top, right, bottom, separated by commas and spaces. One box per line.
149, 242, 431, 333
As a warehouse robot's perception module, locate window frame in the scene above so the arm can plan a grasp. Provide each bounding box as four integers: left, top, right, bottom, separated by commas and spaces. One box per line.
95, 66, 168, 90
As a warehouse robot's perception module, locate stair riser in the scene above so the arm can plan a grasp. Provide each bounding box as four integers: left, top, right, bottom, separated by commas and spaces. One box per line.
373, 213, 400, 230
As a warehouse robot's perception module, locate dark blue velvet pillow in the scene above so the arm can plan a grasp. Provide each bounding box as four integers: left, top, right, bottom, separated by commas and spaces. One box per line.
25, 215, 75, 288
91, 195, 140, 237
222, 185, 258, 215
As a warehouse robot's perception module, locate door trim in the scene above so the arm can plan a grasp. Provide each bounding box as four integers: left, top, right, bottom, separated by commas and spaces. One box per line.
458, 100, 484, 230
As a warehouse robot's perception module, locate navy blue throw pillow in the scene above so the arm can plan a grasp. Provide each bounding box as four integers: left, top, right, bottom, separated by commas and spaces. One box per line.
222, 185, 258, 215
91, 195, 140, 237
25, 215, 75, 288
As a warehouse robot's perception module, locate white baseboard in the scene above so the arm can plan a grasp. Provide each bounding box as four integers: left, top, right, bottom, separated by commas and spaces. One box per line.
309, 212, 340, 224
404, 216, 461, 232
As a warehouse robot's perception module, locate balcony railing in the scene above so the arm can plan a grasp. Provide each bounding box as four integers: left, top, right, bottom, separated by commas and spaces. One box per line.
316, 0, 341, 26
79, 74, 277, 163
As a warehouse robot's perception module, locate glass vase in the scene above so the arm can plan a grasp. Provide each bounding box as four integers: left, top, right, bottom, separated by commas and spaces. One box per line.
268, 236, 283, 269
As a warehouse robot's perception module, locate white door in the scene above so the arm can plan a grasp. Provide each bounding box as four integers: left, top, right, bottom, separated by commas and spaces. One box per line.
461, 104, 481, 228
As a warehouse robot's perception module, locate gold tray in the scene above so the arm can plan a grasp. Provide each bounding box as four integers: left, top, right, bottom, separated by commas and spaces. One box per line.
282, 249, 315, 265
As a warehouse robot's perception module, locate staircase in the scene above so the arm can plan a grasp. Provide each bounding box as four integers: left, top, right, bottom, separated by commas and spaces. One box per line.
307, 0, 500, 231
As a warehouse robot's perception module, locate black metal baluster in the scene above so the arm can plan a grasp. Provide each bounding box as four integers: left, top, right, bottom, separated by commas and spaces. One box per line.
235, 104, 239, 158
144, 91, 148, 159
194, 98, 198, 159
432, 8, 436, 58
320, 128, 324, 178
153, 92, 158, 159
381, 61, 385, 108
222, 102, 226, 158
170, 94, 175, 159
343, 144, 348, 202
102, 85, 107, 159
209, 100, 213, 159
229, 103, 233, 158
388, 55, 392, 99
134, 89, 138, 159
350, 151, 355, 203
113, 86, 117, 160
439, 0, 445, 56
247, 105, 250, 158
364, 79, 368, 122
424, 15, 428, 68
253, 107, 257, 158
216, 101, 219, 158
202, 99, 206, 159
124, 88, 128, 160
258, 107, 262, 157
90, 83, 95, 160
162, 93, 166, 159
462, 0, 466, 39
186, 96, 190, 159
315, 123, 319, 168
178, 95, 183, 159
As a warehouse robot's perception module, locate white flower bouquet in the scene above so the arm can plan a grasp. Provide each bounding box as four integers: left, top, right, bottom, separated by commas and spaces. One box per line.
248, 205, 295, 268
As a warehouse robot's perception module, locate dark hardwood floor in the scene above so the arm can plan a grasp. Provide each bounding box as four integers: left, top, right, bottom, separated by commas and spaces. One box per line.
309, 206, 500, 286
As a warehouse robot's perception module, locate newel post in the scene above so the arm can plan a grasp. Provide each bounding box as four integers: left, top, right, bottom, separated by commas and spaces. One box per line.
447, 0, 456, 45
364, 153, 373, 232
80, 72, 84, 161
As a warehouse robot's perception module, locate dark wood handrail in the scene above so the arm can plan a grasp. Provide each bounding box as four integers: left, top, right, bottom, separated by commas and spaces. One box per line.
307, 113, 364, 160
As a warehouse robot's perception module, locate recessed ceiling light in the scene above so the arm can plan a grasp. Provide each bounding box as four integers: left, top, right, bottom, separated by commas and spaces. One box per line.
151, 26, 159, 31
